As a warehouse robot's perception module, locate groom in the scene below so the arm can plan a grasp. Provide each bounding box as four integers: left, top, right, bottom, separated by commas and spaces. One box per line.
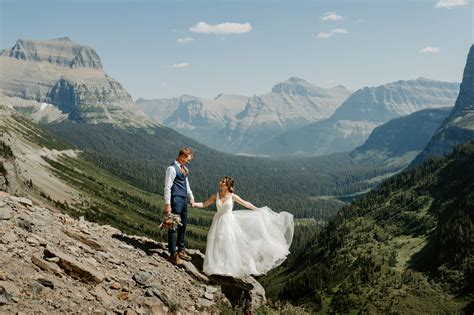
164, 147, 195, 265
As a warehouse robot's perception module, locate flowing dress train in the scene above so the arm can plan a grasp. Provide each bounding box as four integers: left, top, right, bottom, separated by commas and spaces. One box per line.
203, 193, 294, 277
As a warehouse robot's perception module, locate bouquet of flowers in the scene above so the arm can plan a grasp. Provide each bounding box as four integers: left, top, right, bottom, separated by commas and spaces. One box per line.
159, 213, 183, 230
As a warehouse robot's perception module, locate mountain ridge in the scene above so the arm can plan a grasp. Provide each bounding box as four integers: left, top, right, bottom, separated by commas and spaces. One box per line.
0, 37, 152, 128
258, 77, 460, 157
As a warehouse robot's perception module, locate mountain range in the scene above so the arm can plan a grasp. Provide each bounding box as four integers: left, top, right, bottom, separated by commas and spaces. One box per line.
258, 78, 460, 156
138, 77, 352, 154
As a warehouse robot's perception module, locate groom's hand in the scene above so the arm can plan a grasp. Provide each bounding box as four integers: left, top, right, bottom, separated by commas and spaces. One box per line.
164, 204, 171, 214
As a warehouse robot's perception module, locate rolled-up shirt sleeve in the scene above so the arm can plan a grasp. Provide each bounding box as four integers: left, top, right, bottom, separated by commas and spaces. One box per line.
186, 177, 194, 202
164, 166, 176, 205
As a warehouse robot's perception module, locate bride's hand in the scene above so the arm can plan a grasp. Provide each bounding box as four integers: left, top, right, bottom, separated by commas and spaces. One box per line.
193, 202, 203, 208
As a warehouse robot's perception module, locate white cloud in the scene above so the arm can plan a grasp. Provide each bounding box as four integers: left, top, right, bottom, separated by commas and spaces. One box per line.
173, 62, 190, 69
419, 46, 441, 53
189, 21, 252, 34
317, 32, 332, 38
434, 0, 468, 8
176, 37, 194, 44
317, 28, 348, 39
331, 28, 348, 34
321, 12, 343, 21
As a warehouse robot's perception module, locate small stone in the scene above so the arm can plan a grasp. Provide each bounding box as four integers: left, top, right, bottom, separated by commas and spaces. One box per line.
26, 237, 39, 246
1, 231, 17, 244
0, 286, 11, 305
31, 254, 63, 276
204, 292, 214, 300
30, 282, 43, 296
198, 297, 215, 307
0, 207, 12, 220
151, 287, 172, 307
205, 285, 218, 294
117, 291, 129, 301
133, 271, 152, 286
10, 196, 33, 206
30, 234, 47, 247
45, 256, 60, 263
37, 278, 55, 289
0, 272, 6, 281
145, 288, 154, 297
17, 219, 34, 232
94, 286, 114, 305
110, 282, 122, 290
119, 243, 134, 250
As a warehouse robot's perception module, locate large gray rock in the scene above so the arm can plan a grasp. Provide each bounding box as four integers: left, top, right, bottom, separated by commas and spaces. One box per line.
211, 275, 267, 313
0, 207, 11, 220
44, 247, 104, 284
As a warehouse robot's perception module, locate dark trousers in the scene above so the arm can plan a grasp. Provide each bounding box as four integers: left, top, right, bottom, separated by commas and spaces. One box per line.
168, 195, 187, 255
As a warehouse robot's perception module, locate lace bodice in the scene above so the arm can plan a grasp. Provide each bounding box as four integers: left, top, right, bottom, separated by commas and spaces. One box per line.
216, 193, 233, 215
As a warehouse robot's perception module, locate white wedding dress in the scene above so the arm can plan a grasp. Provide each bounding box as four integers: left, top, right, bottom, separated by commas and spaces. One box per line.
203, 193, 294, 278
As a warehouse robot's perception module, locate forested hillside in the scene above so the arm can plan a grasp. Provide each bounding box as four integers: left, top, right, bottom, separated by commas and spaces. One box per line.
44, 122, 397, 220
262, 141, 474, 314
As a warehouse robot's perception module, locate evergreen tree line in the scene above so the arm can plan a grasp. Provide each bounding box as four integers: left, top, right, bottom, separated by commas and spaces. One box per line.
44, 122, 397, 219
262, 141, 474, 313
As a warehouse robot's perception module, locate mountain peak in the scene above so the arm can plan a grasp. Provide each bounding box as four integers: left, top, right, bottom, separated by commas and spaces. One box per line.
1, 37, 103, 69
451, 44, 474, 114
271, 77, 322, 96
287, 76, 309, 84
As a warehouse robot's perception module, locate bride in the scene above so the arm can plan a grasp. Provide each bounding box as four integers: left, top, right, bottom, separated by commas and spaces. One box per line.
193, 176, 294, 278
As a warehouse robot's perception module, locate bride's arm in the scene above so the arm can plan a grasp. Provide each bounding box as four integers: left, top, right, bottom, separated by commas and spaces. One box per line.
233, 194, 258, 210
193, 194, 217, 208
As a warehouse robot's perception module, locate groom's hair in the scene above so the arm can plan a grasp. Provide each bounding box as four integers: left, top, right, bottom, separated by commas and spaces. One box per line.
178, 147, 193, 158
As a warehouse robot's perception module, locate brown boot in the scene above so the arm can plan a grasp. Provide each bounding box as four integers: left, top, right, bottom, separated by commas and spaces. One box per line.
168, 253, 182, 265
177, 249, 192, 261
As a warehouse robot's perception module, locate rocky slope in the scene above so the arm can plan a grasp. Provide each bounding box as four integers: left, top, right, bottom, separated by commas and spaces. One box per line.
138, 77, 352, 154
260, 78, 460, 157
412, 45, 474, 166
0, 38, 152, 127
0, 191, 267, 314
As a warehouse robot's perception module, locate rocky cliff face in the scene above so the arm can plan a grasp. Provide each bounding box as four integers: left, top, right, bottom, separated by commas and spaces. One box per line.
259, 78, 460, 157
412, 45, 474, 166
1, 37, 103, 69
0, 38, 152, 127
332, 78, 459, 123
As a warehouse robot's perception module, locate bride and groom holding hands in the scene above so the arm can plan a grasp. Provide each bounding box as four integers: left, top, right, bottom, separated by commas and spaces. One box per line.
163, 147, 294, 278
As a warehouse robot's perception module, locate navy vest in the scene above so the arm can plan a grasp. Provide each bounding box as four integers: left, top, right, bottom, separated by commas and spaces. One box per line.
170, 163, 188, 197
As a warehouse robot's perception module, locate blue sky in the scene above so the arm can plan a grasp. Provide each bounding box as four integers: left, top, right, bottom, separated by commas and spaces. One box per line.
1, 0, 472, 99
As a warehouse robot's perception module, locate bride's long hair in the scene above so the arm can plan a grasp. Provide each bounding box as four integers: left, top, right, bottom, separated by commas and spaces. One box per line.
222, 176, 234, 193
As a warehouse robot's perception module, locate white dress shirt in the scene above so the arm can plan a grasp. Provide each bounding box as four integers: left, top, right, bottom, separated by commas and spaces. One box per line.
164, 161, 194, 205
